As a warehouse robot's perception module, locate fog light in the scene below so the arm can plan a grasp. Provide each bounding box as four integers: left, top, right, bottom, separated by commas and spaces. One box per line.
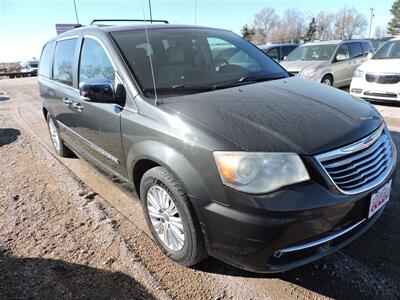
351, 88, 362, 94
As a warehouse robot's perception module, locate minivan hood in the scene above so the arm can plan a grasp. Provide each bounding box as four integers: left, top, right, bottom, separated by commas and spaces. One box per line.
358, 58, 400, 74
280, 60, 326, 73
160, 77, 383, 155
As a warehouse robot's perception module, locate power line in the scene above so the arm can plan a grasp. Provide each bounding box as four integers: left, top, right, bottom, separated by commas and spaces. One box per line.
73, 0, 80, 24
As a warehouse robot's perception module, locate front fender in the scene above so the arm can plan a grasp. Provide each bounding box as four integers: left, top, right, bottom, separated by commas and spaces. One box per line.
126, 140, 211, 200
319, 68, 334, 82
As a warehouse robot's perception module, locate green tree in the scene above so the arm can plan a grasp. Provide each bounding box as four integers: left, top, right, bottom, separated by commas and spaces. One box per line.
388, 0, 400, 35
304, 17, 317, 42
241, 24, 255, 41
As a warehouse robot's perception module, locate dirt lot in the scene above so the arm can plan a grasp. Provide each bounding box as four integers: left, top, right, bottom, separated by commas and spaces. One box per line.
0, 77, 399, 299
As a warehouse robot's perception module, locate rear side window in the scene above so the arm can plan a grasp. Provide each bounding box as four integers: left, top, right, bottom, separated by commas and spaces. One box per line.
348, 42, 363, 58
53, 39, 78, 86
39, 41, 55, 78
362, 42, 374, 55
79, 38, 115, 85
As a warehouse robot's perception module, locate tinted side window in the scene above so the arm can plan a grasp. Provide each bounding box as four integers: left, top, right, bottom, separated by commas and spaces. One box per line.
39, 41, 55, 78
282, 46, 295, 58
53, 39, 77, 86
266, 47, 279, 60
348, 42, 363, 58
79, 39, 115, 85
362, 42, 374, 55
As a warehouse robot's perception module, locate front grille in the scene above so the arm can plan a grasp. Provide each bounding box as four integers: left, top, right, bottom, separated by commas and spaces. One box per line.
364, 91, 398, 99
315, 125, 394, 194
366, 73, 400, 84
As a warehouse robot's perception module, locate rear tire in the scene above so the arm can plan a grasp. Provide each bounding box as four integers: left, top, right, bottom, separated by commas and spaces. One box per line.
46, 114, 72, 157
321, 75, 333, 86
140, 166, 207, 266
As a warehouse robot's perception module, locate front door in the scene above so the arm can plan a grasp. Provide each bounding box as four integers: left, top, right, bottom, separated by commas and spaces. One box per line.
332, 43, 353, 87
70, 37, 126, 177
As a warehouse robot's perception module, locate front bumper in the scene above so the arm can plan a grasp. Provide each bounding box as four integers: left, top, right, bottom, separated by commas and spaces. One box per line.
350, 78, 400, 104
191, 170, 396, 273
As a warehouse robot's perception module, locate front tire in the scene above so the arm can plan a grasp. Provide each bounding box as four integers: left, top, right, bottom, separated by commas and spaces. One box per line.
46, 115, 72, 157
321, 75, 333, 86
140, 166, 207, 266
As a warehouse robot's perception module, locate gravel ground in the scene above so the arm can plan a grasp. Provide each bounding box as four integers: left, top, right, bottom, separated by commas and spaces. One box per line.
0, 78, 399, 299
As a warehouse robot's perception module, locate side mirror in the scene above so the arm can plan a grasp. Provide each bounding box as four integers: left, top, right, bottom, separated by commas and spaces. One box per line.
283, 56, 288, 61
367, 52, 373, 59
79, 78, 115, 103
335, 54, 348, 62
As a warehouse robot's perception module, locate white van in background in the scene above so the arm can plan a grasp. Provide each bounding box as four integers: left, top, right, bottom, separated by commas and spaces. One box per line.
350, 37, 400, 104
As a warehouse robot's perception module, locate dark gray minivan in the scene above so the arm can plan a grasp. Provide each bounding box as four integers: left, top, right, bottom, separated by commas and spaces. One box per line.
39, 22, 397, 273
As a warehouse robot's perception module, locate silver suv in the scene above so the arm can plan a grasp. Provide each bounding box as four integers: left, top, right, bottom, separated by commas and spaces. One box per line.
280, 40, 374, 87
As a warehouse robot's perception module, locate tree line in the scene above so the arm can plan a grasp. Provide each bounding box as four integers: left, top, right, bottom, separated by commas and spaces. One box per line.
242, 1, 400, 44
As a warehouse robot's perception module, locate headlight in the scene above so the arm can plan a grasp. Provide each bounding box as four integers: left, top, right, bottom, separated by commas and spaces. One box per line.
354, 69, 365, 78
303, 68, 317, 78
213, 152, 310, 194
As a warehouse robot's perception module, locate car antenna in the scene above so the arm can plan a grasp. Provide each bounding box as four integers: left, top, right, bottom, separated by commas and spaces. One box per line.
141, 0, 160, 105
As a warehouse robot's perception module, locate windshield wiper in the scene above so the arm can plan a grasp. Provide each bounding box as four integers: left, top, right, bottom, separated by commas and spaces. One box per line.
212, 75, 287, 90
170, 84, 213, 90
143, 84, 213, 93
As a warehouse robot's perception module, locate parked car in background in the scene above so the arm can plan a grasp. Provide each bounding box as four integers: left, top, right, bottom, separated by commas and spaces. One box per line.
258, 43, 298, 61
39, 22, 396, 273
20, 58, 39, 76
350, 37, 400, 104
280, 40, 374, 87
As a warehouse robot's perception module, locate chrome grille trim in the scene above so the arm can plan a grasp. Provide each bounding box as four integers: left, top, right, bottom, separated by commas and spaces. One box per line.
275, 219, 366, 257
315, 124, 395, 195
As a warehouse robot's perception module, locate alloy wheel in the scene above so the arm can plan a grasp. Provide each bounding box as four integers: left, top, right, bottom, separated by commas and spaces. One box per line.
146, 185, 185, 251
48, 118, 61, 152
322, 78, 332, 86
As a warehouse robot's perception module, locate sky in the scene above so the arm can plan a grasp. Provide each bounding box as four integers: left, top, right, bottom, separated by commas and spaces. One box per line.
0, 0, 395, 62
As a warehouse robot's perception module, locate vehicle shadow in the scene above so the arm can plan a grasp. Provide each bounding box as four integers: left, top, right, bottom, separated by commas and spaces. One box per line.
196, 130, 400, 299
0, 249, 155, 299
0, 95, 10, 101
0, 128, 20, 147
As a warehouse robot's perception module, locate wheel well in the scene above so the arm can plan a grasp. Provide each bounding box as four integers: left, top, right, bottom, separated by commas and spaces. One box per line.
132, 159, 160, 199
322, 73, 333, 82
42, 107, 48, 120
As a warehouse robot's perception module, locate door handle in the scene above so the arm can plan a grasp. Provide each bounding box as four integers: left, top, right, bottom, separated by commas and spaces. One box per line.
72, 103, 84, 112
62, 98, 72, 105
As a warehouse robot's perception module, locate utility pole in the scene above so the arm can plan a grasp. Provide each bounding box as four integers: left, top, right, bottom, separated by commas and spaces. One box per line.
194, 0, 197, 25
368, 8, 375, 38
72, 0, 79, 24
148, 0, 153, 23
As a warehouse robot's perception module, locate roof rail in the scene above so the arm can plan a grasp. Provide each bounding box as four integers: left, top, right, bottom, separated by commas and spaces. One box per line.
90, 19, 169, 25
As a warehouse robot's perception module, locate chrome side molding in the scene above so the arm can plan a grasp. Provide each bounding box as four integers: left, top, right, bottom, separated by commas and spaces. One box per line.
57, 121, 120, 164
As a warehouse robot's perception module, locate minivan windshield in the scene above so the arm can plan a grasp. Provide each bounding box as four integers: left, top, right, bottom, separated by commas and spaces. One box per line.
372, 40, 400, 59
285, 44, 336, 61
111, 28, 289, 97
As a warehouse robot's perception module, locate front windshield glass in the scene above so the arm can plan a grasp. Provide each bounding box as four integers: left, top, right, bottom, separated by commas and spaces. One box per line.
372, 41, 400, 59
285, 44, 336, 61
111, 28, 289, 97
